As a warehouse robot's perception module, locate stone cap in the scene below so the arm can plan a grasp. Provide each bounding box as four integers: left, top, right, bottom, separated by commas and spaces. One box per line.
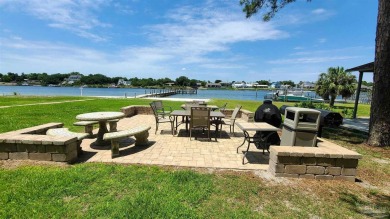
1, 134, 77, 144
21, 122, 64, 134
269, 137, 362, 159
0, 122, 64, 135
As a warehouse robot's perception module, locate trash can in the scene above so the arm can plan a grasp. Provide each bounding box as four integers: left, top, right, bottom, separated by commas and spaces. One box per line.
279, 105, 343, 137
280, 107, 321, 147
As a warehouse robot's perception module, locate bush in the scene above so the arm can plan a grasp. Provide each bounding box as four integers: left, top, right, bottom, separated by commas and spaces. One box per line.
294, 101, 331, 110
341, 108, 353, 118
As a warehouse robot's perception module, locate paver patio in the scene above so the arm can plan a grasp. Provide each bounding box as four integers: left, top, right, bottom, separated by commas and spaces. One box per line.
79, 115, 269, 170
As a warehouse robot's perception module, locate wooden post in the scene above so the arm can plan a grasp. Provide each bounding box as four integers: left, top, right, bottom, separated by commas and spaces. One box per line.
353, 71, 363, 119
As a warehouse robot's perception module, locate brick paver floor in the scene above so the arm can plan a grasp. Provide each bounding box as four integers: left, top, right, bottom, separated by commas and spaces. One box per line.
79, 115, 269, 170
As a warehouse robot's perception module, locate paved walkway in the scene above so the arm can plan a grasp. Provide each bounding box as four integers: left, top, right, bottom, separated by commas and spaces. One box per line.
79, 115, 269, 170
341, 117, 369, 133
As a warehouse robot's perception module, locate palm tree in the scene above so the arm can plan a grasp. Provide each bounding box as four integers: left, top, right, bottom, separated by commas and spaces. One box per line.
315, 67, 357, 107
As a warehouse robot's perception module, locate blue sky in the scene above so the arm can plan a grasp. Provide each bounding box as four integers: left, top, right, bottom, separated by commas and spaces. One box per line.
0, 0, 377, 83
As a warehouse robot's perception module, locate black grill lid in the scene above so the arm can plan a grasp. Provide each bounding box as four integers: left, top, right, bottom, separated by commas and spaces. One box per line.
254, 100, 282, 127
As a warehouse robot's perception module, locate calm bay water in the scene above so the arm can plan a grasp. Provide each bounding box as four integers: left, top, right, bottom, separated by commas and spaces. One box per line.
0, 85, 275, 101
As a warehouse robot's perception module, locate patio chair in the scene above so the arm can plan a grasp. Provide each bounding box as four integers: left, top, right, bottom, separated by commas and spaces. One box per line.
152, 100, 172, 118
217, 103, 227, 113
150, 102, 174, 135
212, 105, 242, 136
190, 107, 212, 141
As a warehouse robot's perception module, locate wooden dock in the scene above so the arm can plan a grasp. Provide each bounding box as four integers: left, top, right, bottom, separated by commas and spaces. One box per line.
138, 88, 197, 98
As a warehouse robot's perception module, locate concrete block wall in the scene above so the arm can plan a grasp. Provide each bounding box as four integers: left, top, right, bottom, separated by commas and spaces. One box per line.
121, 105, 152, 117
240, 109, 254, 122
268, 138, 362, 181
0, 123, 79, 163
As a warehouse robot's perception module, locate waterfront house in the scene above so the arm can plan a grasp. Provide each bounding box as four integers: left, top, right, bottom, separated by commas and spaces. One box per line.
66, 75, 82, 85
270, 82, 282, 89
117, 79, 131, 86
232, 81, 246, 88
206, 83, 222, 88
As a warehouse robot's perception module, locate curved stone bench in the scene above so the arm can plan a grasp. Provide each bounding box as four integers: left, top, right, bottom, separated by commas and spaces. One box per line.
73, 121, 98, 136
103, 125, 151, 158
47, 128, 90, 155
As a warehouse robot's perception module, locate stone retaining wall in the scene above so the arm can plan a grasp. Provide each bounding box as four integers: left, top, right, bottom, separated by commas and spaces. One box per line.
268, 138, 362, 181
0, 123, 79, 163
121, 105, 152, 116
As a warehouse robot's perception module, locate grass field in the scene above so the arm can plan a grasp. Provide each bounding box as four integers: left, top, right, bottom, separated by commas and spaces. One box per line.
0, 96, 388, 218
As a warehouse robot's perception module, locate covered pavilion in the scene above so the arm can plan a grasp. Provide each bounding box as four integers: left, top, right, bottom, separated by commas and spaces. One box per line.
345, 62, 374, 119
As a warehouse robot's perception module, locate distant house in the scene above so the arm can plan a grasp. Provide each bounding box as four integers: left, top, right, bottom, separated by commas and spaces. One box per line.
219, 81, 231, 87
270, 82, 282, 89
245, 82, 261, 88
117, 79, 131, 86
67, 75, 82, 85
253, 84, 269, 89
280, 84, 291, 89
165, 82, 175, 86
302, 81, 315, 89
232, 81, 246, 88
206, 83, 221, 88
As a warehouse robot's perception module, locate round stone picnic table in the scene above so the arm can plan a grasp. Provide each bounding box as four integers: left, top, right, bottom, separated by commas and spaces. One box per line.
76, 111, 125, 146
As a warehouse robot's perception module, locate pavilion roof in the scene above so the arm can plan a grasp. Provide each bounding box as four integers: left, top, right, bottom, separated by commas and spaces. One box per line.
345, 62, 374, 72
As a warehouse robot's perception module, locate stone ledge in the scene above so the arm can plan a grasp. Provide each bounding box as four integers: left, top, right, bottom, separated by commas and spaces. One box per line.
240, 109, 254, 122
121, 105, 152, 117
0, 123, 79, 163
269, 138, 362, 160
268, 137, 361, 181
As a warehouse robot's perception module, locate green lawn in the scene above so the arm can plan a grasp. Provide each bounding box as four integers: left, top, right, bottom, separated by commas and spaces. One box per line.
0, 96, 387, 218
0, 96, 89, 106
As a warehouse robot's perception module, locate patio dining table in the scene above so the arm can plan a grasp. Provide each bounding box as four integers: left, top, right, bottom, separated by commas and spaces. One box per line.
170, 110, 225, 135
236, 122, 280, 164
76, 111, 125, 146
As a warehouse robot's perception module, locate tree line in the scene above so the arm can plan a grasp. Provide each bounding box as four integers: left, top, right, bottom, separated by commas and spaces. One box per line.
0, 72, 308, 88
0, 72, 209, 87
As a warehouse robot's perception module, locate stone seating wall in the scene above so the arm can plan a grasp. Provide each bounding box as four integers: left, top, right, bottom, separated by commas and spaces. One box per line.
268, 138, 362, 181
121, 105, 152, 116
0, 123, 79, 163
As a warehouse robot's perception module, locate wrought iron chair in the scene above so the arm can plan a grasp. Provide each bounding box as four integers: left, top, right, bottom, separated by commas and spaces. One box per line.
150, 102, 174, 135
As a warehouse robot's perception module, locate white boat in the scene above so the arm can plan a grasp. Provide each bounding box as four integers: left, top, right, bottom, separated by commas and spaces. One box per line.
264, 89, 324, 102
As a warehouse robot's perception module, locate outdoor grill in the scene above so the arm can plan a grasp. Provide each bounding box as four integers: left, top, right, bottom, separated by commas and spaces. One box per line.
254, 100, 282, 146
279, 105, 343, 137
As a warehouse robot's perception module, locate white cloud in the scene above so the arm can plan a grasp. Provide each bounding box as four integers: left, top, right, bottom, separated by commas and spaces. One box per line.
142, 2, 288, 66
312, 8, 327, 15
268, 56, 360, 64
0, 0, 110, 41
317, 38, 327, 44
